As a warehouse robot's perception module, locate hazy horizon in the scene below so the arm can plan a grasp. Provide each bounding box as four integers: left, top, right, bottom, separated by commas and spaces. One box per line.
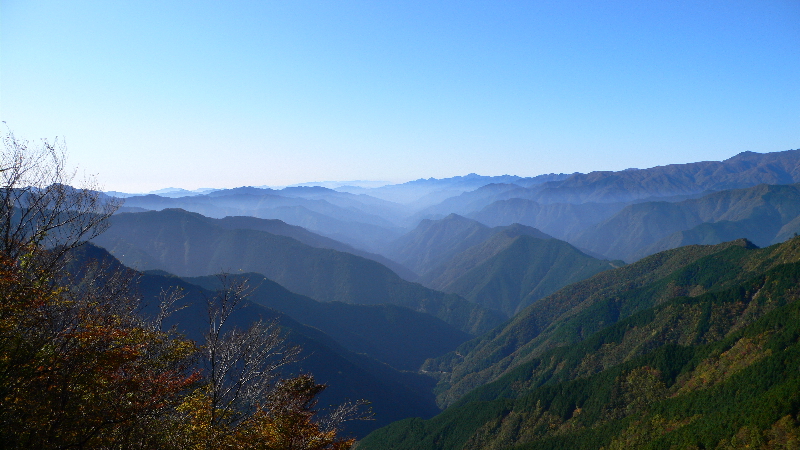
2, 1, 798, 192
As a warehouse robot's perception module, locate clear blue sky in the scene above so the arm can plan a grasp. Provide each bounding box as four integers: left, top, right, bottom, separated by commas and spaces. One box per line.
2, 1, 798, 192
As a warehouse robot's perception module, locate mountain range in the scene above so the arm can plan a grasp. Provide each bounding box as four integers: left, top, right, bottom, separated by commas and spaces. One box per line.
91, 147, 800, 448
92, 208, 505, 335
358, 236, 800, 449
68, 244, 440, 438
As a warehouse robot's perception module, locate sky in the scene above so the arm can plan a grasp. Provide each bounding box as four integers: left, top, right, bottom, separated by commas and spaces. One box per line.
1, 1, 799, 192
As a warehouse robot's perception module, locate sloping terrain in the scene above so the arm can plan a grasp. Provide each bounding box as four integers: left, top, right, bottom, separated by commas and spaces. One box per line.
209, 215, 416, 280
431, 232, 619, 317
388, 216, 616, 318
575, 183, 800, 262
67, 244, 440, 439
522, 149, 800, 204
358, 237, 800, 449
120, 188, 406, 253
92, 209, 504, 335
467, 198, 627, 242
182, 273, 471, 371
385, 214, 499, 276
426, 238, 800, 408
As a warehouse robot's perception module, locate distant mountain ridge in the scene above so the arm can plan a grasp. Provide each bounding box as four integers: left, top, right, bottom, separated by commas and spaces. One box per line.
182, 273, 471, 372
93, 208, 504, 335
68, 244, 440, 439
387, 215, 618, 317
110, 148, 799, 259
359, 237, 800, 448
524, 149, 800, 204
574, 183, 800, 262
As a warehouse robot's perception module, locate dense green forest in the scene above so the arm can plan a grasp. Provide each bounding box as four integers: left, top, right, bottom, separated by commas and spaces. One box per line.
357, 237, 800, 449
5, 131, 800, 449
0, 135, 361, 448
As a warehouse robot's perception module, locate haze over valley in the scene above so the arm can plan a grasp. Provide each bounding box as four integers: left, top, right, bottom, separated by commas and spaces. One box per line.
83, 147, 800, 445
3, 1, 799, 448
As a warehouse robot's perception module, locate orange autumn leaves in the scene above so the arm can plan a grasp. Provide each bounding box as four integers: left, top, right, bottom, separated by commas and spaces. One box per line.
0, 251, 355, 449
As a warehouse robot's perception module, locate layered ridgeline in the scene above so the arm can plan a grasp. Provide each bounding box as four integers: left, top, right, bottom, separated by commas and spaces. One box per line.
427, 238, 779, 407
182, 273, 470, 372
92, 209, 504, 335
415, 149, 800, 220
573, 183, 800, 262
112, 149, 800, 258
67, 244, 441, 439
336, 173, 571, 207
387, 214, 620, 317
467, 199, 628, 243
359, 237, 800, 449
120, 186, 409, 254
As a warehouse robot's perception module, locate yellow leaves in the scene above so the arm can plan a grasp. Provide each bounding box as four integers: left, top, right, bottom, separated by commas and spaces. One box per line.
601, 414, 698, 450
174, 380, 355, 450
715, 415, 800, 449
675, 334, 771, 395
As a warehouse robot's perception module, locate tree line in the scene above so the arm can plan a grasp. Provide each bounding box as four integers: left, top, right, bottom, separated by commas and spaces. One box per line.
0, 131, 363, 449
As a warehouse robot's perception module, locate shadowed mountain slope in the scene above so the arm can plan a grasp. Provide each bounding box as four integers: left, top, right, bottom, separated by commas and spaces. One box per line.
386, 214, 553, 278
359, 242, 800, 448
210, 215, 416, 281
426, 237, 800, 407
120, 189, 406, 254
92, 209, 504, 335
467, 198, 627, 242
388, 216, 614, 318
430, 232, 620, 317
182, 273, 471, 372
385, 214, 499, 276
67, 244, 440, 439
575, 183, 800, 262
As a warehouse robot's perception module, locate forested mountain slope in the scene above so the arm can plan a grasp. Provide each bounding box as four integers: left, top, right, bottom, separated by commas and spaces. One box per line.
121, 190, 405, 254
467, 198, 627, 242
385, 214, 502, 276
575, 183, 800, 262
521, 149, 800, 204
425, 237, 800, 407
430, 232, 620, 317
386, 214, 553, 278
67, 244, 440, 439
182, 273, 471, 371
93, 209, 504, 335
208, 215, 416, 280
359, 237, 800, 449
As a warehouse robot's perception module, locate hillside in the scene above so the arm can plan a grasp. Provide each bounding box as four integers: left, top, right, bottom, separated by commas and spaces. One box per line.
406, 149, 800, 228
385, 214, 499, 276
182, 273, 470, 371
92, 209, 504, 335
121, 191, 405, 254
431, 233, 619, 317
575, 183, 800, 262
426, 238, 800, 407
66, 244, 440, 439
467, 198, 627, 242
358, 237, 800, 448
209, 215, 417, 280
522, 149, 800, 204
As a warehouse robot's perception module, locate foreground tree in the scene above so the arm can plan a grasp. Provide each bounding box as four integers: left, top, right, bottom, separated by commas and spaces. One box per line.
174, 276, 362, 449
0, 130, 119, 278
0, 131, 361, 449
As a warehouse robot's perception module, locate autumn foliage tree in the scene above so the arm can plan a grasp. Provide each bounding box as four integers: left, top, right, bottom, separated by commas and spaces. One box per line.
0, 130, 360, 449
